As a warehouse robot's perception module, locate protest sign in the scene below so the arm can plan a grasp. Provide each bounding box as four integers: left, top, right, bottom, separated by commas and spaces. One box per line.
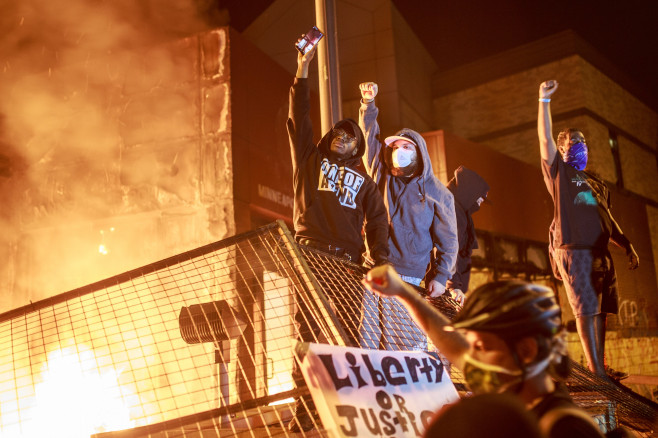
298, 343, 460, 437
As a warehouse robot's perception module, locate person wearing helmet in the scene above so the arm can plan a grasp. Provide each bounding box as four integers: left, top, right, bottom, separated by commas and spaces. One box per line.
538, 80, 638, 379
358, 81, 458, 351
362, 264, 604, 438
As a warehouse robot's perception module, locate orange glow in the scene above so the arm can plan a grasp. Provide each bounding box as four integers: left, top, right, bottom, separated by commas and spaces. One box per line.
267, 393, 294, 406
264, 272, 295, 406
98, 228, 114, 255
21, 347, 134, 438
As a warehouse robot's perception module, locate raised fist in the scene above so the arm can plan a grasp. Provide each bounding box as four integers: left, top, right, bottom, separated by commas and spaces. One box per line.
539, 80, 559, 99
359, 82, 379, 102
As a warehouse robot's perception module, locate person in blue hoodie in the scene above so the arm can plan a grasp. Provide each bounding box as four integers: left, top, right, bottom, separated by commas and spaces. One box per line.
358, 81, 458, 351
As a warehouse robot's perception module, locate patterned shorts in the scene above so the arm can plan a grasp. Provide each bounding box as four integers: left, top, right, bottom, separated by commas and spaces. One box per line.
553, 248, 618, 317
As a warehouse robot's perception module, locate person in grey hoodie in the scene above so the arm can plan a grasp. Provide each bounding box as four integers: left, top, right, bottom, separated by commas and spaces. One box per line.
358, 81, 458, 350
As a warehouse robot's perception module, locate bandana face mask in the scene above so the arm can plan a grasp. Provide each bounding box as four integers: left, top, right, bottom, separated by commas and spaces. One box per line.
562, 142, 588, 171
462, 354, 523, 394
462, 353, 552, 394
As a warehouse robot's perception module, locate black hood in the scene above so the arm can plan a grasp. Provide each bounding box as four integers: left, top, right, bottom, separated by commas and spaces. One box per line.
317, 118, 365, 165
447, 165, 489, 211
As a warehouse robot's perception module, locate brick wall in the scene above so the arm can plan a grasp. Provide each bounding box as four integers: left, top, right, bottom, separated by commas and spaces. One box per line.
433, 56, 658, 200
567, 333, 658, 402
620, 136, 658, 202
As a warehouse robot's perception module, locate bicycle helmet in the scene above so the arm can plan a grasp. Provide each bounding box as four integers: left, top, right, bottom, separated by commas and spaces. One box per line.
450, 280, 562, 340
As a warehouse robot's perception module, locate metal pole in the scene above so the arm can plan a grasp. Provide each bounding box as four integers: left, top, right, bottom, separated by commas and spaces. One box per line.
315, 0, 342, 133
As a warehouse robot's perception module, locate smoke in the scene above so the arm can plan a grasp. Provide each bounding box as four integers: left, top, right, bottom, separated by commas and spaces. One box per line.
0, 0, 227, 152
0, 0, 230, 308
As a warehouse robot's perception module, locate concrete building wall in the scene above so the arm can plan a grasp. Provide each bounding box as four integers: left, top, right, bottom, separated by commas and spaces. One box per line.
0, 30, 237, 313
228, 27, 306, 232
243, 0, 437, 137
427, 130, 553, 243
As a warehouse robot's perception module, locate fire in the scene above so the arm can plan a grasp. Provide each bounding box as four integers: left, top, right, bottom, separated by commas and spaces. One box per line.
266, 349, 294, 406
264, 273, 295, 407
21, 347, 134, 438
98, 228, 115, 255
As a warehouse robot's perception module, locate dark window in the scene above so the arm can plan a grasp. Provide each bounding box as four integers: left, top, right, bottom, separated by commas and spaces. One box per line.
471, 230, 554, 284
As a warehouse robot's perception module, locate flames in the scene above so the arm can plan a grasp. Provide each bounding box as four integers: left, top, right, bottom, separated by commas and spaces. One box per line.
98, 227, 114, 255
18, 347, 134, 438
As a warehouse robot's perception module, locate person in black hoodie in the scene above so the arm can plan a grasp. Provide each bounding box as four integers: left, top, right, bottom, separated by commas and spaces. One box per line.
286, 41, 389, 433
288, 46, 389, 266
445, 166, 490, 304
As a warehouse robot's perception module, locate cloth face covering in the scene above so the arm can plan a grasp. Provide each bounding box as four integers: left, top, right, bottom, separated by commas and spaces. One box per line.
462, 353, 552, 394
462, 354, 523, 394
562, 142, 588, 171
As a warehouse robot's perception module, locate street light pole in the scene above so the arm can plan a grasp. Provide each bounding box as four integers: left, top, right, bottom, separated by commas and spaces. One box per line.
315, 0, 342, 133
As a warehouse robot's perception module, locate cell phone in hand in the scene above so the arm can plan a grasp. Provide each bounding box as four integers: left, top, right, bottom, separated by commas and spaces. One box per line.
295, 26, 324, 54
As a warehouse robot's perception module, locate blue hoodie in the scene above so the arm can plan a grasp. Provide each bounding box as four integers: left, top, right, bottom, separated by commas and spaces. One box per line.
360, 100, 458, 285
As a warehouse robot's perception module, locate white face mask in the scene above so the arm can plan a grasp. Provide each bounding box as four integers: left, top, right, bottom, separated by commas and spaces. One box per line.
392, 148, 415, 168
